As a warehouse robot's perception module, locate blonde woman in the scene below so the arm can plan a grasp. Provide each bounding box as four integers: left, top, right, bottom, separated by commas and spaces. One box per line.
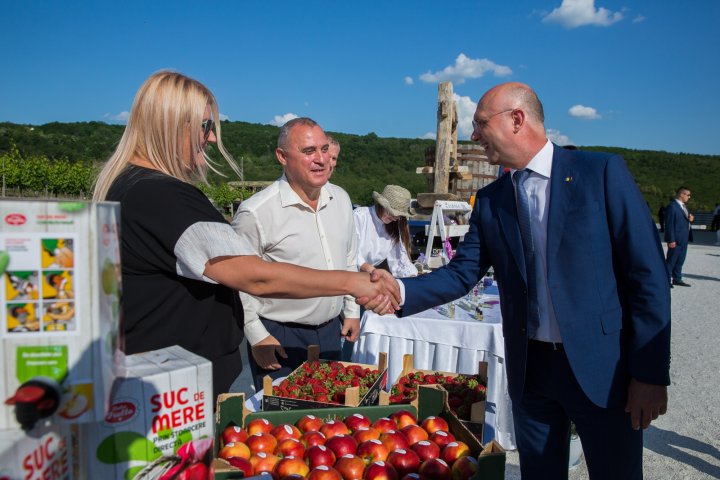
354, 185, 417, 278
93, 71, 397, 399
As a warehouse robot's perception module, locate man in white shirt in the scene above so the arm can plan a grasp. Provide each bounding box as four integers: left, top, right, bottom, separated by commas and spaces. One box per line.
231, 118, 360, 391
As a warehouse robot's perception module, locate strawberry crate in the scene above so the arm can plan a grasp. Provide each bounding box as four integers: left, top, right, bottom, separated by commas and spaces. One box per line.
385, 354, 488, 440
261, 345, 388, 411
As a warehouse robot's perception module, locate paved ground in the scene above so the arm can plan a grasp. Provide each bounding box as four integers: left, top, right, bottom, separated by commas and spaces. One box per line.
232, 230, 720, 479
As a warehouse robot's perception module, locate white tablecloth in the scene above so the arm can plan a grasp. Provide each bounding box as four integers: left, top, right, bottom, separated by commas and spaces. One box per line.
352, 286, 516, 450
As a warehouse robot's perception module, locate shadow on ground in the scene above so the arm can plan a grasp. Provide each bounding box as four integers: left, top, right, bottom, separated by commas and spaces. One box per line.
644, 425, 720, 478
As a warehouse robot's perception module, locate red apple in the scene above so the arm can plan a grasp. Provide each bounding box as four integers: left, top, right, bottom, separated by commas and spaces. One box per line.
364, 460, 399, 480
272, 424, 303, 442
334, 454, 367, 480
307, 465, 343, 480
411, 440, 441, 462
440, 441, 470, 466
227, 456, 254, 477
177, 462, 209, 480
250, 452, 281, 475
428, 431, 455, 449
325, 434, 358, 457
390, 410, 418, 429
386, 449, 421, 478
247, 432, 279, 455
219, 441, 251, 460
400, 424, 428, 446
344, 413, 372, 432
372, 417, 397, 434
380, 430, 410, 453
222, 425, 249, 446
353, 427, 381, 443
304, 444, 337, 469
302, 430, 328, 448
420, 416, 449, 435
356, 439, 390, 463
296, 414, 325, 433
320, 420, 351, 439
247, 418, 274, 435
418, 458, 451, 480
276, 438, 306, 458
450, 455, 478, 480
274, 456, 310, 478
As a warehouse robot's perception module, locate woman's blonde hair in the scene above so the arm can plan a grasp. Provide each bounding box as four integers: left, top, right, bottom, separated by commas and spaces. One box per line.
93, 70, 240, 200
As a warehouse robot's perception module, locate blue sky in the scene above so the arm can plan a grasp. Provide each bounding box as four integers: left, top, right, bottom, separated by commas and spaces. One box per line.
1, 0, 719, 155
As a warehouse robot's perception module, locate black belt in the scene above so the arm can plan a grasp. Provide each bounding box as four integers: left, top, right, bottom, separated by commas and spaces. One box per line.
529, 339, 564, 351
264, 317, 337, 330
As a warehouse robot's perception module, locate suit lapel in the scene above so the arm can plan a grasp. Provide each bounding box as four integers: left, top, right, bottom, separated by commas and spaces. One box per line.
496, 175, 527, 282
547, 147, 578, 263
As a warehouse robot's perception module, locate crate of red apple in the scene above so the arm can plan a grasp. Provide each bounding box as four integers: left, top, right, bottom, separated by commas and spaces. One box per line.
215, 401, 487, 479
262, 347, 388, 411
388, 355, 488, 439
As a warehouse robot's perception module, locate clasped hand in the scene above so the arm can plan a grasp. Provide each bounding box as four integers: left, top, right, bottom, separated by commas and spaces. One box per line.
354, 269, 401, 315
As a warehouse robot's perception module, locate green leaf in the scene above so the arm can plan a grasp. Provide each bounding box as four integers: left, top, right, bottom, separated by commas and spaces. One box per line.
96, 431, 161, 464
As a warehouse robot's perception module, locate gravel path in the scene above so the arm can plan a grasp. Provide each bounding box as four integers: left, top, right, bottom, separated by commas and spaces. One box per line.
232, 231, 720, 479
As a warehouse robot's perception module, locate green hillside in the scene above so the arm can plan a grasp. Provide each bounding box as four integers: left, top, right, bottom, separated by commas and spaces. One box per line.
0, 121, 718, 212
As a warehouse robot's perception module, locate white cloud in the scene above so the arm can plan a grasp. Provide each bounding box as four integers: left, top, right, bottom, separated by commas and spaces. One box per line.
270, 113, 299, 126
104, 111, 129, 123
419, 53, 512, 85
454, 94, 478, 139
219, 113, 229, 121
420, 132, 436, 140
633, 14, 645, 23
569, 104, 601, 119
543, 0, 623, 28
546, 128, 573, 146
404, 76, 414, 85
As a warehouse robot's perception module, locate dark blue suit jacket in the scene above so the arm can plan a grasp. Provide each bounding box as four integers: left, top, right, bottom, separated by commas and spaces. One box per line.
400, 146, 671, 408
663, 200, 690, 245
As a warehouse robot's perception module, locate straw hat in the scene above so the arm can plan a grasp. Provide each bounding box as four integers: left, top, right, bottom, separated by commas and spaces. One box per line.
372, 185, 413, 218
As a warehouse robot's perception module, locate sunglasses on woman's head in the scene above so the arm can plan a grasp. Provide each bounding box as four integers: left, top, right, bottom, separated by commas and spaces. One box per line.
201, 119, 215, 141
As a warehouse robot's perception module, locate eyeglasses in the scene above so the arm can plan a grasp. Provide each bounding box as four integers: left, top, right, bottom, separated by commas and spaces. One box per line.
201, 119, 215, 141
472, 109, 514, 132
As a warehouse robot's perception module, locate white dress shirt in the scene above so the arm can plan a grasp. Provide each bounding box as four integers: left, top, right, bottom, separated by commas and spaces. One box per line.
353, 206, 418, 278
231, 176, 359, 346
511, 140, 562, 343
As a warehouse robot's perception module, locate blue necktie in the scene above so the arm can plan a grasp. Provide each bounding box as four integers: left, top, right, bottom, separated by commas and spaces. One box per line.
514, 169, 540, 338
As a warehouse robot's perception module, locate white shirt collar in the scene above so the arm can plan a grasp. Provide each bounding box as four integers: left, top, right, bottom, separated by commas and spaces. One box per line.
278, 174, 331, 210
510, 140, 553, 179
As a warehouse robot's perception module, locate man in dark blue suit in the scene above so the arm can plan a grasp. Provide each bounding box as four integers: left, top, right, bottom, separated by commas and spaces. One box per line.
373, 83, 671, 479
664, 187, 693, 287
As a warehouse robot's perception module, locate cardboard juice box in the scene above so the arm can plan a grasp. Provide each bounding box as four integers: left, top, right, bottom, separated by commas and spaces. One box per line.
0, 200, 123, 430
0, 422, 74, 480
77, 345, 213, 480
261, 346, 388, 411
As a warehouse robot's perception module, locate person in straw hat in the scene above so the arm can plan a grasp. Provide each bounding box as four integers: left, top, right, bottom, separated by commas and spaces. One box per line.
354, 185, 418, 278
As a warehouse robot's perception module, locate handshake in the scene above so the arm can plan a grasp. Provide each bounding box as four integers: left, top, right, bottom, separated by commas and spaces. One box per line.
352, 269, 402, 315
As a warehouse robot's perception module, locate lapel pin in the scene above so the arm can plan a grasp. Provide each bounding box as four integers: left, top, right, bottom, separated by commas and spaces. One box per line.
565, 176, 573, 182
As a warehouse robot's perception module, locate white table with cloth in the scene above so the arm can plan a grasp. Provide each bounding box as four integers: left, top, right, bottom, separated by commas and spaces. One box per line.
351, 284, 517, 450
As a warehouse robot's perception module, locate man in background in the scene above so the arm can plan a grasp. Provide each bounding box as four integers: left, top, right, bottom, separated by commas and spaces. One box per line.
232, 118, 361, 391
665, 186, 693, 287
327, 134, 340, 179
